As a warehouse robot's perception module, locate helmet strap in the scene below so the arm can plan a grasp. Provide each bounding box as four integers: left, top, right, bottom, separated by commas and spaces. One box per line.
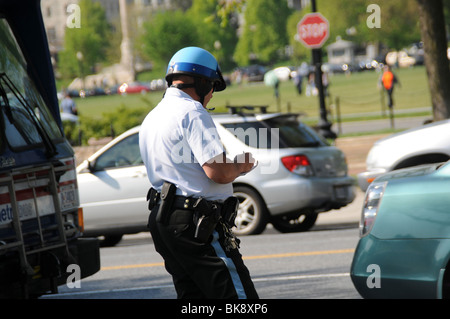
170, 83, 195, 90
194, 78, 213, 106
171, 78, 212, 106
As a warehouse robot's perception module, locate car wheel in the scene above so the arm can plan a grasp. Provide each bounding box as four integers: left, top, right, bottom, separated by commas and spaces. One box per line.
271, 209, 318, 233
232, 186, 268, 236
100, 234, 123, 247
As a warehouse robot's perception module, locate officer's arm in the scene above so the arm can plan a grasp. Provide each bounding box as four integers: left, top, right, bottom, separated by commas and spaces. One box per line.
202, 152, 254, 184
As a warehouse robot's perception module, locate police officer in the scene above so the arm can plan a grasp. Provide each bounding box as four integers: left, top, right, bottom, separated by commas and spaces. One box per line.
139, 47, 259, 299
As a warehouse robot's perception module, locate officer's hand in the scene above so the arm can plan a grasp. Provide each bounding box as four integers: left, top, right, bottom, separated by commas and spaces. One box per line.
234, 152, 256, 174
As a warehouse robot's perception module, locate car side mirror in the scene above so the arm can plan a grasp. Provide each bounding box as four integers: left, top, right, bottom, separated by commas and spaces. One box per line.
79, 159, 96, 173
87, 159, 96, 172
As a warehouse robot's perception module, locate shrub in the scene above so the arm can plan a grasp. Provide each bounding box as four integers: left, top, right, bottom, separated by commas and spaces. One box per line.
62, 104, 149, 145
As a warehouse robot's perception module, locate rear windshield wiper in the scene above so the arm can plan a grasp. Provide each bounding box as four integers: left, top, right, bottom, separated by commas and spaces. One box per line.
300, 141, 321, 147
0, 72, 57, 157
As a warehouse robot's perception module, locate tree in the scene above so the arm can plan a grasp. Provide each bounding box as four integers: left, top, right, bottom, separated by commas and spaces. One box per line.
59, 0, 112, 79
188, 0, 238, 71
139, 10, 200, 67
314, 0, 420, 50
417, 0, 450, 120
233, 0, 291, 66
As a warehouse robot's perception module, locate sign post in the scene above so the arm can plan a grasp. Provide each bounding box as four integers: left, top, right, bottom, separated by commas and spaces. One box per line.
297, 6, 336, 139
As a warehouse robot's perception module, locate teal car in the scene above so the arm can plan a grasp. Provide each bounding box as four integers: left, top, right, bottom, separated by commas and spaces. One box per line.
350, 161, 450, 299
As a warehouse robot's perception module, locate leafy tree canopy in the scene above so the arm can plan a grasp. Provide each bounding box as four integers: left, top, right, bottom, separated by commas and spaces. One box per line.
234, 0, 292, 66
139, 10, 200, 67
59, 0, 112, 79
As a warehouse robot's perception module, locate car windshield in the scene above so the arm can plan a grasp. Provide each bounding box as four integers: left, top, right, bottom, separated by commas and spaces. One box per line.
0, 19, 62, 152
221, 116, 328, 149
93, 133, 142, 170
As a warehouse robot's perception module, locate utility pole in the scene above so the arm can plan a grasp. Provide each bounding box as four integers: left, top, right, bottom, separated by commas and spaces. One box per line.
311, 0, 336, 139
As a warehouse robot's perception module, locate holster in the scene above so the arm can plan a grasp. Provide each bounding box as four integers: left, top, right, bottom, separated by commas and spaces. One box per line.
156, 181, 177, 225
146, 187, 160, 210
222, 196, 239, 227
193, 198, 221, 243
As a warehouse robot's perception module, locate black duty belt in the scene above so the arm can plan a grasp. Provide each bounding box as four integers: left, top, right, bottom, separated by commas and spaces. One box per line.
146, 187, 222, 211
173, 195, 222, 211
147, 185, 239, 238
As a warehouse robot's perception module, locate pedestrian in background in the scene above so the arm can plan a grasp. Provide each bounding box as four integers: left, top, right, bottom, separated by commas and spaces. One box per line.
379, 64, 400, 108
60, 92, 77, 115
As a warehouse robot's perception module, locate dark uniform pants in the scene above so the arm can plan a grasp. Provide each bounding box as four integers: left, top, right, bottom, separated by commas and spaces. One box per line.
148, 206, 259, 299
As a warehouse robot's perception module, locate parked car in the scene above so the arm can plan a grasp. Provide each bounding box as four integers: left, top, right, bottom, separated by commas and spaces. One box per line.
357, 119, 450, 191
351, 160, 450, 299
239, 65, 267, 82
77, 109, 355, 246
118, 81, 151, 94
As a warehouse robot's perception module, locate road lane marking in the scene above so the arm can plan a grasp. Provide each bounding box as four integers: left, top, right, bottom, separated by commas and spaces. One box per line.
101, 248, 355, 271
243, 248, 355, 260
41, 273, 351, 298
102, 262, 164, 270
253, 272, 350, 282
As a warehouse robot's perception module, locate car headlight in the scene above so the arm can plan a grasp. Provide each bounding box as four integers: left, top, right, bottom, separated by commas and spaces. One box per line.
360, 181, 387, 237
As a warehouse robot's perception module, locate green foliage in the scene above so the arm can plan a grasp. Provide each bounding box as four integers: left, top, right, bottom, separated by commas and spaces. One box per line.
139, 10, 200, 66
59, 0, 112, 79
234, 0, 291, 65
63, 104, 149, 145
188, 0, 239, 71
61, 120, 80, 145
318, 0, 421, 50
287, 10, 311, 64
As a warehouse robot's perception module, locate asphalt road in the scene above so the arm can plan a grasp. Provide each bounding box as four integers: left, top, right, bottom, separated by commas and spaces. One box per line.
43, 227, 361, 300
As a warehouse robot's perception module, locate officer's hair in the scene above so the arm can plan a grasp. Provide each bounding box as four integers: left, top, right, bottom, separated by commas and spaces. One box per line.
170, 74, 195, 84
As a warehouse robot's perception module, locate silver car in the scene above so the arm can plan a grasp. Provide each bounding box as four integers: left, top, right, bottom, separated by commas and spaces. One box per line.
77, 111, 355, 246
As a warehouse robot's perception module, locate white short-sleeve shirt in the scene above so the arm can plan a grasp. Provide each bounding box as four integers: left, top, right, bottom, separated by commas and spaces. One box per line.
139, 88, 232, 201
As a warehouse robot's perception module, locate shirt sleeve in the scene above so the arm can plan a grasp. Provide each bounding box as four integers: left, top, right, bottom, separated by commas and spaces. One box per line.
185, 110, 225, 166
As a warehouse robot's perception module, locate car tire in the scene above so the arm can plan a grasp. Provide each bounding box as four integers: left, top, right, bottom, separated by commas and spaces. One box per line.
271, 209, 318, 233
232, 186, 268, 236
100, 234, 123, 247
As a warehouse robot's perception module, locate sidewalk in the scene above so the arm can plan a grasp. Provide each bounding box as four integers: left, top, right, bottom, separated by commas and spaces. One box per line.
334, 115, 431, 135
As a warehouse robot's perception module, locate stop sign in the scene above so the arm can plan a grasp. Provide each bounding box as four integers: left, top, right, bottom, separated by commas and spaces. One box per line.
297, 12, 329, 49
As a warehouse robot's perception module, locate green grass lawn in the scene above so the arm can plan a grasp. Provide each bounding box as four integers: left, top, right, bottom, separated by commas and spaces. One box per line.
73, 65, 432, 123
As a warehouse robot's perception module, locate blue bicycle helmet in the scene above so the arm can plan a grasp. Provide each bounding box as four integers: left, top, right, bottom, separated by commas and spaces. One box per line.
166, 47, 226, 93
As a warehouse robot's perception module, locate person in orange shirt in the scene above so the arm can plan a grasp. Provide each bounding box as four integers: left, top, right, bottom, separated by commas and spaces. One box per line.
379, 64, 400, 108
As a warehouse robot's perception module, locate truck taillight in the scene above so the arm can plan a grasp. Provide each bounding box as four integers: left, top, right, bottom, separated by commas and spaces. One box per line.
281, 155, 313, 176
78, 207, 84, 232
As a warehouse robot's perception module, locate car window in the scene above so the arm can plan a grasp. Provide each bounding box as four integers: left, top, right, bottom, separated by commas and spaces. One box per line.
221, 117, 327, 149
222, 121, 275, 148
264, 117, 328, 148
93, 133, 143, 170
